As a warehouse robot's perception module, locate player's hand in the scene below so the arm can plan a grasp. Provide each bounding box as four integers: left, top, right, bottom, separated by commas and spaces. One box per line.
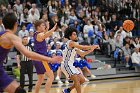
45, 21, 50, 30
91, 45, 100, 50
50, 23, 57, 32
50, 56, 62, 63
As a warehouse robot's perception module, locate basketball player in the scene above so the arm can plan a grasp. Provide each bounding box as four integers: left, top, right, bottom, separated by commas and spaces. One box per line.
33, 20, 58, 93
0, 13, 62, 93
61, 27, 99, 93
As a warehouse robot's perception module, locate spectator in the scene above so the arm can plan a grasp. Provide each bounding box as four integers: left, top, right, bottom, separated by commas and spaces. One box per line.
20, 8, 29, 25
125, 30, 133, 37
41, 14, 48, 22
122, 43, 131, 67
28, 9, 39, 23
133, 37, 140, 48
131, 47, 140, 66
0, 5, 8, 17
28, 29, 35, 46
18, 24, 29, 38
110, 14, 118, 32
69, 20, 81, 33
49, 13, 59, 29
0, 16, 5, 32
101, 11, 111, 30
123, 36, 131, 46
54, 42, 63, 84
48, 0, 58, 14
114, 34, 123, 48
25, 1, 32, 10
69, 9, 78, 24
28, 3, 40, 19
7, 4, 13, 13
64, 0, 71, 16
107, 32, 115, 55
83, 19, 94, 44
14, 0, 23, 14
114, 26, 126, 42
12, 5, 20, 21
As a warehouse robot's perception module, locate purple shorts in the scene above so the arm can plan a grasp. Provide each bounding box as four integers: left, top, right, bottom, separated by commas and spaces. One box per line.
0, 66, 13, 92
33, 61, 51, 74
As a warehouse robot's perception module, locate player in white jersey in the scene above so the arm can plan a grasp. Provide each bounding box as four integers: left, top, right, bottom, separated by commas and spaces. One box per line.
61, 27, 99, 93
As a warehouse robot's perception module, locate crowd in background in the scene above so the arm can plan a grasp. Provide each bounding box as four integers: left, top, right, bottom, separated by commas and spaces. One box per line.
0, 0, 140, 84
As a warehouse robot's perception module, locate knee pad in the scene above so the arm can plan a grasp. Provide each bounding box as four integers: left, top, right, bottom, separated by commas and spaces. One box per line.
15, 87, 26, 93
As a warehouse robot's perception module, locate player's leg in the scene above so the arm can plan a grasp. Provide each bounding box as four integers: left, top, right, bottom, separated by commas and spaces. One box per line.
70, 74, 81, 93
34, 74, 44, 93
4, 81, 26, 93
1, 67, 26, 93
44, 70, 54, 93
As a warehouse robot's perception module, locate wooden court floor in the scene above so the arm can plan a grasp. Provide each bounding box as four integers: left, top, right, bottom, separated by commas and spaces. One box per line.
29, 77, 140, 93
4, 77, 140, 93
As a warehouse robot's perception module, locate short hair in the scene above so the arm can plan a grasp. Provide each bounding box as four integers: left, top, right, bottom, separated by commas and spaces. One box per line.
22, 36, 28, 39
34, 20, 44, 30
2, 13, 17, 30
64, 27, 77, 40
125, 43, 130, 46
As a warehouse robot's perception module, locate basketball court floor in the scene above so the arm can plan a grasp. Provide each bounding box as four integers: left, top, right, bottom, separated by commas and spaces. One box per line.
28, 77, 140, 93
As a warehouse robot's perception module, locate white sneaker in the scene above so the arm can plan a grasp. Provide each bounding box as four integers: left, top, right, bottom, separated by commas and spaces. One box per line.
65, 80, 69, 84
126, 64, 129, 67
91, 75, 96, 79
85, 78, 89, 82
55, 76, 60, 80
58, 80, 63, 84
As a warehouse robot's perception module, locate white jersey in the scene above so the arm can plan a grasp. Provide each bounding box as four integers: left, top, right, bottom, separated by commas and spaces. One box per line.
61, 40, 77, 66
61, 40, 80, 78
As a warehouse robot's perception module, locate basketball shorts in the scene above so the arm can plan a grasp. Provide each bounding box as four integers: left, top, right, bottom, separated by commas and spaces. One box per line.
33, 61, 51, 74
61, 64, 80, 78
0, 66, 13, 92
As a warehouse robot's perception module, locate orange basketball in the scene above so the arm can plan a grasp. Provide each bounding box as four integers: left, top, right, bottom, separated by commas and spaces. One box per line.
123, 20, 134, 32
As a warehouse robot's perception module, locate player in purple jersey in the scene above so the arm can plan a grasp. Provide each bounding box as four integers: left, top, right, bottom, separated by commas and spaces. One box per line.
0, 13, 62, 93
33, 20, 58, 93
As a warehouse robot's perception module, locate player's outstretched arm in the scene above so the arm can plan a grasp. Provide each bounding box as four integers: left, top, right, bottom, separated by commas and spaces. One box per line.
69, 41, 98, 50
36, 23, 57, 42
43, 23, 57, 38
76, 45, 98, 57
9, 34, 62, 63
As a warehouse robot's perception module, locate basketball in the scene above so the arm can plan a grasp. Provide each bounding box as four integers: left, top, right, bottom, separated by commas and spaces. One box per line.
123, 20, 134, 32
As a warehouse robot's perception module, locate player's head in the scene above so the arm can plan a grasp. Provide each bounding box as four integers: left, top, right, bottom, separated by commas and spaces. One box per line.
64, 27, 78, 42
2, 13, 18, 33
34, 20, 45, 32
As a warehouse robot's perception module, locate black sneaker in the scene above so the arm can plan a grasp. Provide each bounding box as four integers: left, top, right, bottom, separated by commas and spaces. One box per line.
28, 89, 32, 92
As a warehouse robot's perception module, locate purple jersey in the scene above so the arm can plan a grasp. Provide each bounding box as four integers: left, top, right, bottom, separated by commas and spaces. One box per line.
0, 31, 13, 92
33, 32, 50, 74
0, 31, 10, 64
33, 32, 47, 55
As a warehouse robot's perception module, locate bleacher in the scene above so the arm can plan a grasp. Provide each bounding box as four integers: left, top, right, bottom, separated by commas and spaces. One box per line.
4, 51, 140, 86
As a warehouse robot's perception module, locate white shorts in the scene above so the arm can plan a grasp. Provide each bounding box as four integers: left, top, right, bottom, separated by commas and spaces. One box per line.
61, 64, 80, 78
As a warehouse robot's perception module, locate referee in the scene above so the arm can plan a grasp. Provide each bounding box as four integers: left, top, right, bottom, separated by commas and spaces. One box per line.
16, 36, 34, 92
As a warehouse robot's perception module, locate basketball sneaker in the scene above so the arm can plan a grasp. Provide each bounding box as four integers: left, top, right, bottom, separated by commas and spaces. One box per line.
62, 89, 70, 93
